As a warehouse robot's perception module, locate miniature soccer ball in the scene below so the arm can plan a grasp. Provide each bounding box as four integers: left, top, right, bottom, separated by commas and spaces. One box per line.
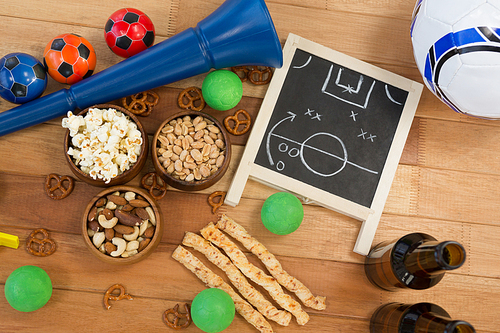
191, 288, 235, 333
411, 0, 500, 118
43, 33, 96, 85
201, 70, 243, 111
104, 8, 155, 58
0, 52, 47, 104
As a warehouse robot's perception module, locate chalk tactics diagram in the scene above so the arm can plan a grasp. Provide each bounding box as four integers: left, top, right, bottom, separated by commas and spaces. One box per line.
265, 110, 379, 177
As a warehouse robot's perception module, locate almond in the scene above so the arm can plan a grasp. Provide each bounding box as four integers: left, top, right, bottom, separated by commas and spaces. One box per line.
114, 224, 135, 235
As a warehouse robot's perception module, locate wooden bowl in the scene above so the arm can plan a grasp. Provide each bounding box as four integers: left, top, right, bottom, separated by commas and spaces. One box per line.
152, 110, 231, 191
81, 186, 163, 265
64, 104, 149, 187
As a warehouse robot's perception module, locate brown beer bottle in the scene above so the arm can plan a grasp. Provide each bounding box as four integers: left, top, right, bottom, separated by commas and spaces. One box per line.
370, 302, 475, 333
364, 233, 466, 291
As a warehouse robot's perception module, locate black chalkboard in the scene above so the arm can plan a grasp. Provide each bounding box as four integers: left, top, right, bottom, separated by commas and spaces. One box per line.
253, 49, 409, 208
226, 34, 422, 255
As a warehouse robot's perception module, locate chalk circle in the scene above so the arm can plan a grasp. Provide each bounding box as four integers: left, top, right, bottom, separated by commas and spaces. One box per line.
288, 147, 300, 158
276, 161, 285, 171
300, 132, 347, 177
278, 142, 288, 152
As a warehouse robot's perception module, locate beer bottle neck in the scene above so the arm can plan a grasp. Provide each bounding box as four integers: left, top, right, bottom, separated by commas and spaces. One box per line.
404, 241, 466, 276
415, 312, 475, 333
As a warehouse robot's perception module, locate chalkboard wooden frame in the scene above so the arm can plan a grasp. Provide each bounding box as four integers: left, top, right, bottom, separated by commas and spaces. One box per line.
225, 34, 423, 255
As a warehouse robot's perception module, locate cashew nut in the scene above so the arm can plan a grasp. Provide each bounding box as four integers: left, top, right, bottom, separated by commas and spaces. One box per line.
145, 206, 156, 226
105, 200, 117, 210
126, 240, 139, 252
121, 249, 138, 258
123, 226, 140, 241
110, 237, 126, 257
87, 228, 96, 238
124, 191, 136, 201
99, 243, 107, 254
98, 215, 118, 229
139, 220, 150, 236
93, 232, 106, 248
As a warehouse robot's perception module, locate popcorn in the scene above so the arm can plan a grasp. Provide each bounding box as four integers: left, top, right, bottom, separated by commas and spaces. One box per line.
62, 107, 143, 183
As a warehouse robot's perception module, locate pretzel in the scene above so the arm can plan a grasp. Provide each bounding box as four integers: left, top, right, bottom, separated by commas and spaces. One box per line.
248, 66, 273, 85
26, 228, 56, 257
216, 215, 326, 310
208, 191, 226, 214
141, 172, 167, 200
172, 246, 274, 333
45, 173, 74, 200
177, 87, 205, 111
230, 66, 250, 82
103, 284, 133, 310
182, 232, 291, 326
200, 224, 309, 325
163, 303, 192, 330
224, 109, 252, 136
121, 90, 159, 116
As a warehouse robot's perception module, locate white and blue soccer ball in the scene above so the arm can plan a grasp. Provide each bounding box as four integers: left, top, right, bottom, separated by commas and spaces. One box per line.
411, 0, 500, 118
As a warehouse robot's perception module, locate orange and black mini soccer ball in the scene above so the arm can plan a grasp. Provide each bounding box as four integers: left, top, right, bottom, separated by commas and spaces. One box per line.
43, 33, 96, 85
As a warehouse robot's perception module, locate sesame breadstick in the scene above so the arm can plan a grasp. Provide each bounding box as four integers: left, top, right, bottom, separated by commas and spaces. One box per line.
216, 215, 327, 311
200, 224, 310, 325
182, 232, 291, 326
171, 246, 274, 333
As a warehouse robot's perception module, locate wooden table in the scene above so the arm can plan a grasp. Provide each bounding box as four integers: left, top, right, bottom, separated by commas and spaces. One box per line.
0, 0, 498, 332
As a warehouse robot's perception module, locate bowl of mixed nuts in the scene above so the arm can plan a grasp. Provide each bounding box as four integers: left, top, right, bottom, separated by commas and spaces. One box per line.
63, 104, 149, 187
82, 186, 163, 265
152, 111, 231, 191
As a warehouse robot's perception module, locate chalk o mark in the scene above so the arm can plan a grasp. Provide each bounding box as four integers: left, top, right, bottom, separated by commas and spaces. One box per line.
276, 161, 285, 171
288, 147, 300, 158
278, 142, 288, 152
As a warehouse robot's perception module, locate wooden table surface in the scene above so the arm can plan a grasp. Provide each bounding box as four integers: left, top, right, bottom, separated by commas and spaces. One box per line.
1, 0, 499, 332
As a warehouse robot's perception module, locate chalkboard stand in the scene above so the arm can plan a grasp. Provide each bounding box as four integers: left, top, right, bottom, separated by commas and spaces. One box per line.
225, 33, 423, 255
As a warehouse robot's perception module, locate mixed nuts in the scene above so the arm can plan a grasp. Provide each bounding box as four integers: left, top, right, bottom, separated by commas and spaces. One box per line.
86, 190, 156, 258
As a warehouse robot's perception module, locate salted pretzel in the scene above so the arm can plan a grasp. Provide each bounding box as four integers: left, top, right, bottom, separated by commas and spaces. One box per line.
103, 284, 133, 310
121, 90, 159, 116
230, 66, 250, 82
163, 303, 192, 330
224, 109, 252, 136
248, 66, 273, 85
26, 228, 56, 257
207, 191, 226, 214
45, 173, 74, 200
141, 172, 167, 200
177, 87, 205, 111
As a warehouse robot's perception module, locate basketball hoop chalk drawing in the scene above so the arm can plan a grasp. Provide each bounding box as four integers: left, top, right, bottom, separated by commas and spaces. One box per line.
225, 34, 423, 255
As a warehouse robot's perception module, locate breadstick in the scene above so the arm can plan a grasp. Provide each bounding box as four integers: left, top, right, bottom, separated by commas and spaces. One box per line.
182, 232, 291, 326
171, 246, 274, 333
200, 224, 310, 325
216, 215, 327, 310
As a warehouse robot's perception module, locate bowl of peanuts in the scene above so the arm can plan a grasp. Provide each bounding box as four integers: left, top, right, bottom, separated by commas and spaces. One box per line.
82, 186, 163, 265
63, 104, 149, 187
152, 110, 231, 191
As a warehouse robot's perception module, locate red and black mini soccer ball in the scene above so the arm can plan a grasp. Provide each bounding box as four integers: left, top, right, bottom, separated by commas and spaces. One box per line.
43, 33, 97, 85
105, 8, 155, 58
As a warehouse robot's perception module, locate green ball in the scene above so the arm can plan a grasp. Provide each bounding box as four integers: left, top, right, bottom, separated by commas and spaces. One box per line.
4, 265, 52, 312
202, 70, 243, 111
261, 192, 304, 235
191, 288, 235, 333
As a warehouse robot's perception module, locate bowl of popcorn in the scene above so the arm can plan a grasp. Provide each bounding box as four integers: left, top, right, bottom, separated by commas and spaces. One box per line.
63, 104, 148, 187
82, 186, 163, 265
152, 111, 231, 191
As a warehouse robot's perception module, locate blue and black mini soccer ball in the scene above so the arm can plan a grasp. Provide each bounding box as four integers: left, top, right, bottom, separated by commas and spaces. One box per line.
0, 52, 48, 104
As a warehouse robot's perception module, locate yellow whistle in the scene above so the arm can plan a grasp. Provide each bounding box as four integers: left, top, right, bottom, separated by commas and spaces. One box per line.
0, 232, 19, 249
